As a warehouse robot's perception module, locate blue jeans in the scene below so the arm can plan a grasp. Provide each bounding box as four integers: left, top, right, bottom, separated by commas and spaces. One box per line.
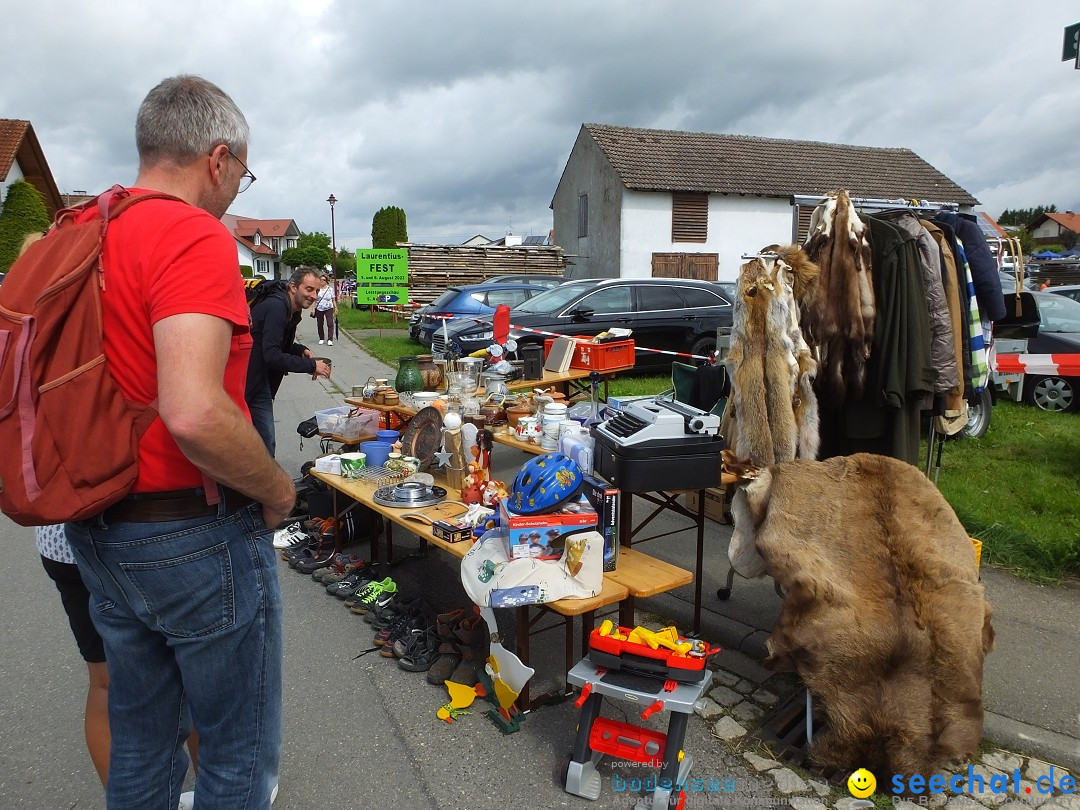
67, 501, 282, 810
247, 389, 276, 457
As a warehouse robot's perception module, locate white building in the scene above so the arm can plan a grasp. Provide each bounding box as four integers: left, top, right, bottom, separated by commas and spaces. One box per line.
551, 124, 977, 281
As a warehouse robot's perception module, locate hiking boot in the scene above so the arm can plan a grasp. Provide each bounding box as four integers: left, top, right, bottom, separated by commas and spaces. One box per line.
448, 611, 490, 686
397, 627, 441, 672
425, 608, 467, 686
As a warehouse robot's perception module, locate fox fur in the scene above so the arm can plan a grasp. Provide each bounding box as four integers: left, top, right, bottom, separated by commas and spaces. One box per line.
801, 190, 876, 406
728, 453, 993, 778
722, 246, 820, 466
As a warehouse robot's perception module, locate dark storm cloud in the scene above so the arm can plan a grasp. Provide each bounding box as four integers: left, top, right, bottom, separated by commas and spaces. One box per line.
3, 0, 1079, 246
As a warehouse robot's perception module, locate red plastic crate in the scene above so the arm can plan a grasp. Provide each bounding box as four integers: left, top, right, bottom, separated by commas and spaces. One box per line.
542, 336, 636, 372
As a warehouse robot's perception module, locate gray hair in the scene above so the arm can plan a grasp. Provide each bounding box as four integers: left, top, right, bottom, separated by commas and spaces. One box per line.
289, 267, 320, 287
136, 75, 249, 167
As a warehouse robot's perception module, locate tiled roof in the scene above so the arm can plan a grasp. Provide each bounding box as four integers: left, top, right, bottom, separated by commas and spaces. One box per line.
222, 214, 296, 237
0, 119, 29, 179
1042, 212, 1080, 235
583, 123, 979, 206
234, 234, 275, 255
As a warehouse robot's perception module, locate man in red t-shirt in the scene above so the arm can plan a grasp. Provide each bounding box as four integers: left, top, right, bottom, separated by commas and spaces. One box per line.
65, 75, 291, 810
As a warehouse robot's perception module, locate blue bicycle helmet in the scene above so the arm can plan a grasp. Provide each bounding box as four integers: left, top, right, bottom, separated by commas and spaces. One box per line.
509, 452, 584, 514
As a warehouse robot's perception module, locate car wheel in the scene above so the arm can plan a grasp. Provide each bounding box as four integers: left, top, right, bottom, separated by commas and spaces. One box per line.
1024, 375, 1077, 413
689, 335, 717, 361
961, 387, 992, 439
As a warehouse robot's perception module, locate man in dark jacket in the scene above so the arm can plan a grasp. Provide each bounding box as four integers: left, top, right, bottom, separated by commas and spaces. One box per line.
246, 267, 331, 455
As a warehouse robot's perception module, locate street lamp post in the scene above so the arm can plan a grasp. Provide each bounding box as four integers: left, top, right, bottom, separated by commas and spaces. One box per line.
326, 194, 338, 299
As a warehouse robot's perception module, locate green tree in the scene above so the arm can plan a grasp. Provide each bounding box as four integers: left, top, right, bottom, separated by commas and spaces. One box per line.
332, 245, 354, 279
371, 206, 408, 249
1015, 228, 1036, 256
0, 179, 52, 271
998, 205, 1058, 228
280, 231, 332, 270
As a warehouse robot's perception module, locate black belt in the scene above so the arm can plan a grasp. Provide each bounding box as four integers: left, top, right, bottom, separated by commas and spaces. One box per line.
99, 487, 253, 524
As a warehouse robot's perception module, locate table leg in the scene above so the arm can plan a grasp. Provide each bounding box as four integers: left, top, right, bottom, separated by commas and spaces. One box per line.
581, 610, 595, 659
563, 615, 574, 693
330, 489, 342, 554
516, 605, 531, 710
619, 594, 635, 629
619, 492, 633, 547
694, 488, 705, 635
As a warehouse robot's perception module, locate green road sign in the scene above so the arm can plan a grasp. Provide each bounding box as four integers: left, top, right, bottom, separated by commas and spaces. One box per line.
1063, 22, 1080, 62
355, 248, 409, 306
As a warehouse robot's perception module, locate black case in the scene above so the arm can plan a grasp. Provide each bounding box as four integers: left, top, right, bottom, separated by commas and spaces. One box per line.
590, 429, 724, 493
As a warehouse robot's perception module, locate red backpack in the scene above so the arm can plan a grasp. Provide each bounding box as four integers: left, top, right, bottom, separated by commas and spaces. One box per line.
0, 186, 176, 526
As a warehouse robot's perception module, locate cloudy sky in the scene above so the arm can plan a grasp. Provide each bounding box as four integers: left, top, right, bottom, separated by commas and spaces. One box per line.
5, 1, 1079, 250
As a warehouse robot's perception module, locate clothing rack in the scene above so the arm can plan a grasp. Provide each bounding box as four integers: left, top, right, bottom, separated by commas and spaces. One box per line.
789, 194, 961, 213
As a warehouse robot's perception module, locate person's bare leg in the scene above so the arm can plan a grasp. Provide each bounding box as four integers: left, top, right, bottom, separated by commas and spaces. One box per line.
186, 729, 199, 773
85, 661, 110, 785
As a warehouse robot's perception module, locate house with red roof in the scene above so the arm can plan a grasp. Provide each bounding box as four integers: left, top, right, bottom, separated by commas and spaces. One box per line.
1029, 211, 1080, 248
0, 119, 64, 216
221, 214, 301, 279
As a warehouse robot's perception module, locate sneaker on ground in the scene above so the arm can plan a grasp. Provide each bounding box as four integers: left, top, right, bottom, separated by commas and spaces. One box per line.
272, 522, 307, 550
318, 339, 324, 344
328, 340, 333, 346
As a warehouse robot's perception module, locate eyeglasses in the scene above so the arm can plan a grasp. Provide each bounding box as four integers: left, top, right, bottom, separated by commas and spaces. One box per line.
222, 149, 256, 193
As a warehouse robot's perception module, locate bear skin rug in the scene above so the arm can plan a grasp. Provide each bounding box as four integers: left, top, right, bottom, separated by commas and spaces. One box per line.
732, 453, 994, 778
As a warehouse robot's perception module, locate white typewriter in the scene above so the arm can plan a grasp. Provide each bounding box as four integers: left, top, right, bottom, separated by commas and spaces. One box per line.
595, 397, 721, 447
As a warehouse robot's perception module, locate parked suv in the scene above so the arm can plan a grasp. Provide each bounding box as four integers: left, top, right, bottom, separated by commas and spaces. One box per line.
435, 278, 734, 366
409, 282, 550, 344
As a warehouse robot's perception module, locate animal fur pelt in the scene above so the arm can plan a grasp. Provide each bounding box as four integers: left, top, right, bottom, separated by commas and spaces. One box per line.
801, 190, 876, 406
721, 245, 820, 467
730, 453, 994, 778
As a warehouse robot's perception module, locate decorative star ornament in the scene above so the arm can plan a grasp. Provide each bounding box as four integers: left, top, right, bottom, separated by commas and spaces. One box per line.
434, 450, 454, 467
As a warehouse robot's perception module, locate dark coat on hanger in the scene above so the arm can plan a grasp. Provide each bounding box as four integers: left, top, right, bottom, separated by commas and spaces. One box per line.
934, 212, 1005, 322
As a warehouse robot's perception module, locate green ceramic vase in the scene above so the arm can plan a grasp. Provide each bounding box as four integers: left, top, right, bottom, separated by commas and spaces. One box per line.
395, 356, 424, 393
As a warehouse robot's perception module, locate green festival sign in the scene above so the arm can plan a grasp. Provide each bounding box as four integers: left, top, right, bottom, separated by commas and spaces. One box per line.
355, 248, 409, 306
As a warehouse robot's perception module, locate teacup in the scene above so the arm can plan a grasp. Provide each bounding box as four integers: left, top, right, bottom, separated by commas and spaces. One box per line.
400, 456, 421, 476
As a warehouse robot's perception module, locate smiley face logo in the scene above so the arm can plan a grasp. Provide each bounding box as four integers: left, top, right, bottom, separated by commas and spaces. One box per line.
848, 768, 876, 798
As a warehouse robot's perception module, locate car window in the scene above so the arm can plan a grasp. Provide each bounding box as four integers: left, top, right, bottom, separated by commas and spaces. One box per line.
676, 286, 728, 309
430, 290, 460, 308
639, 285, 685, 312
570, 286, 632, 315
469, 293, 486, 304
485, 289, 531, 308
516, 282, 599, 313
1037, 293, 1080, 333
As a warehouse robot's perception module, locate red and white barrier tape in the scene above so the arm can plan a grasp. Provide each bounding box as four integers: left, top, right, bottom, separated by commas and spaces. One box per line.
994, 353, 1080, 377
383, 304, 715, 362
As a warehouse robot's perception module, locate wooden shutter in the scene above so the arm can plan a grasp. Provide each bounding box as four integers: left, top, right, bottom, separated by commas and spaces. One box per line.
793, 204, 815, 244
652, 252, 718, 280
672, 192, 708, 242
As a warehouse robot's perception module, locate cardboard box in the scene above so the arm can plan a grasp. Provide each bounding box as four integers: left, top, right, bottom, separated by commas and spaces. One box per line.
684, 486, 729, 525
499, 495, 598, 560
432, 519, 473, 544
581, 474, 619, 571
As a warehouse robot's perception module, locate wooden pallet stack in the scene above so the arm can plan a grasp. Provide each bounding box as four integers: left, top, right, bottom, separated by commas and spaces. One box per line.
401, 243, 567, 306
